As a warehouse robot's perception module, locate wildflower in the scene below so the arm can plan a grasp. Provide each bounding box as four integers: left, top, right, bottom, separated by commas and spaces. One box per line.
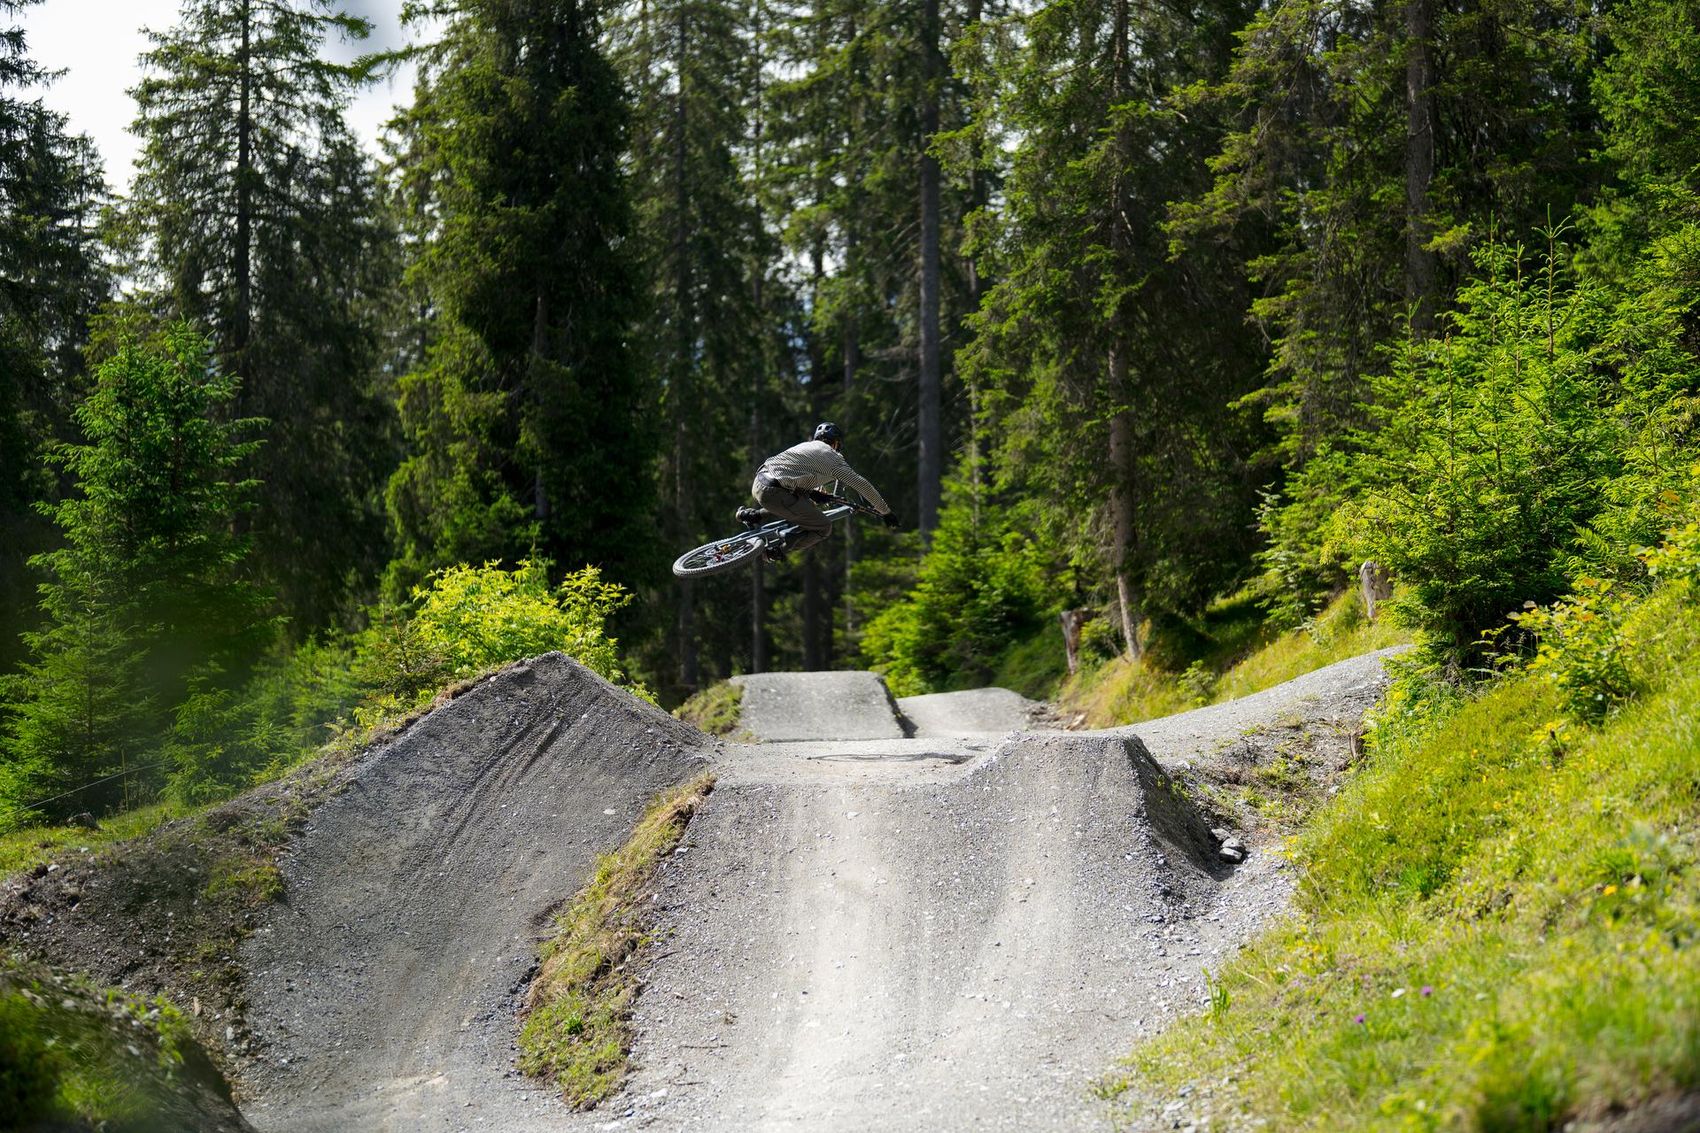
1603, 884, 1619, 897
1354, 1013, 1366, 1025
1420, 986, 1433, 998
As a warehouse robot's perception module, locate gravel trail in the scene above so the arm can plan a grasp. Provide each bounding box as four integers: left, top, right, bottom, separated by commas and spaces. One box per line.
235, 655, 1397, 1131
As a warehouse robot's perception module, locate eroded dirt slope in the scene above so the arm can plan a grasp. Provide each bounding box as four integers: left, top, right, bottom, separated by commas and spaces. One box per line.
238, 654, 711, 1132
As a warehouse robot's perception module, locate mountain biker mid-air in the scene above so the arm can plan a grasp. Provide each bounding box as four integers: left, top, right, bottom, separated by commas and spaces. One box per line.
737, 422, 899, 562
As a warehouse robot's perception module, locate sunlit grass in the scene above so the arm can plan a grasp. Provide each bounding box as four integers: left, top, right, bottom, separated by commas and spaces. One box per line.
672, 680, 746, 738
1057, 589, 1411, 728
1211, 589, 1408, 703
518, 772, 716, 1107
0, 801, 195, 880
1102, 587, 1700, 1130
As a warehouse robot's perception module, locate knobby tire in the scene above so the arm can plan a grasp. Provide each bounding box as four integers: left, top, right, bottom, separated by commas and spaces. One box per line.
673, 534, 765, 578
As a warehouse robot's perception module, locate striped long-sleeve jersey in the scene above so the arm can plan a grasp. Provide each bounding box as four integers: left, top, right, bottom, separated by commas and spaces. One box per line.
755, 440, 890, 514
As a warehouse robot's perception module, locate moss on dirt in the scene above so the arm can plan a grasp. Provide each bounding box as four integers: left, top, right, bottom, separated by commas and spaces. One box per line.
0, 953, 250, 1131
518, 772, 716, 1107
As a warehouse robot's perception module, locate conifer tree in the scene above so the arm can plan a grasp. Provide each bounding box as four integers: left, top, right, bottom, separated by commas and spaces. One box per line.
1176, 0, 1599, 463
609, 0, 767, 691
385, 0, 655, 594
2, 326, 272, 824
120, 0, 395, 630
0, 0, 107, 676
959, 0, 1264, 655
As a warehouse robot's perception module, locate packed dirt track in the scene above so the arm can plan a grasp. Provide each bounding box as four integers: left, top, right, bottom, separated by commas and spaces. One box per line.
228, 650, 1396, 1131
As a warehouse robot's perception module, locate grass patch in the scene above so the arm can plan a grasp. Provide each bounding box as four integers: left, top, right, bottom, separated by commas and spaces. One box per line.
1212, 588, 1408, 703
987, 622, 1072, 700
0, 953, 240, 1129
673, 681, 746, 738
1056, 653, 1196, 728
0, 801, 196, 881
1058, 589, 1410, 727
1102, 584, 1700, 1130
519, 771, 716, 1107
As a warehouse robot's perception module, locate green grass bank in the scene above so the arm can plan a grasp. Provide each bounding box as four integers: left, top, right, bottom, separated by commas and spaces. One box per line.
1104, 581, 1700, 1130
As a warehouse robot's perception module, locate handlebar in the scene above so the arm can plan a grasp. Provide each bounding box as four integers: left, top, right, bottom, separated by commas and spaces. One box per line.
816, 493, 884, 518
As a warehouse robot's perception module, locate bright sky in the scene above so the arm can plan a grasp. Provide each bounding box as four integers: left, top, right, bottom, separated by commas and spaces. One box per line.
16, 0, 420, 193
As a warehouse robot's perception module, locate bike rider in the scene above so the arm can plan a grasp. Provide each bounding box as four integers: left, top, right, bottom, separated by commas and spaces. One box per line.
739, 422, 899, 561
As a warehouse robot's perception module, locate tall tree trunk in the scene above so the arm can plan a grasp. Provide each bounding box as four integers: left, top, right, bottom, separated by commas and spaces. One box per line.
1108, 347, 1141, 661
1107, 0, 1141, 661
750, 0, 769, 675
842, 316, 859, 642
963, 0, 987, 520
1405, 0, 1436, 334
234, 0, 253, 364
672, 9, 699, 691
532, 289, 551, 519
917, 0, 943, 543
803, 220, 832, 666
803, 553, 826, 668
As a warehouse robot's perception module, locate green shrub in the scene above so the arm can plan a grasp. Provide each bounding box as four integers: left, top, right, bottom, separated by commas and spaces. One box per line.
1513, 576, 1641, 724
411, 559, 640, 690
673, 681, 744, 736
1354, 238, 1622, 666
861, 498, 1047, 695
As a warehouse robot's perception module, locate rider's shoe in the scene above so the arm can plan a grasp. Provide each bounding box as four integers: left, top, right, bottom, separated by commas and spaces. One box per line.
736, 506, 766, 529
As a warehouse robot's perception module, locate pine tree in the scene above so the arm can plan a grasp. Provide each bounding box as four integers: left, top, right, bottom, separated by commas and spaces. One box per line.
759, 0, 985, 661
119, 0, 396, 631
0, 0, 107, 676
1175, 0, 1600, 464
2, 325, 273, 825
385, 0, 656, 594
609, 0, 767, 692
958, 0, 1265, 655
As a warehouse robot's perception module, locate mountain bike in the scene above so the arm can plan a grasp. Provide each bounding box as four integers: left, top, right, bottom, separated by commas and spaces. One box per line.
672, 492, 884, 578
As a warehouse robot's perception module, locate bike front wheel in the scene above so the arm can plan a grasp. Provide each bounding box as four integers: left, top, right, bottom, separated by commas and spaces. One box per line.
673, 533, 766, 578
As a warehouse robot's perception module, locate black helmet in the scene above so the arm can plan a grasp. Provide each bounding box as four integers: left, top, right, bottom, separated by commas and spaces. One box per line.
813, 421, 844, 444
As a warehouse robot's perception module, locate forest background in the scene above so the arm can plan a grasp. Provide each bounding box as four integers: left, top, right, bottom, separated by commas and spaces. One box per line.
2, 0, 1699, 827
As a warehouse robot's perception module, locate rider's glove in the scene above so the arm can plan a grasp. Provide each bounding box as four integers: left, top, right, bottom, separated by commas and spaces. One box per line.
882, 512, 900, 530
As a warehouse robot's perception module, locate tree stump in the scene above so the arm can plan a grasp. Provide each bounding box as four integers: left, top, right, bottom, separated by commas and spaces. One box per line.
1059, 608, 1091, 675
1359, 560, 1393, 622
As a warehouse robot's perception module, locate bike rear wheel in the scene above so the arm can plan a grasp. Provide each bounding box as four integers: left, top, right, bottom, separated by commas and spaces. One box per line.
673, 533, 766, 577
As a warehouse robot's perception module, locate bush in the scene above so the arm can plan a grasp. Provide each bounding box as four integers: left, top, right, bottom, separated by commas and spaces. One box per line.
1354, 240, 1622, 666
860, 499, 1047, 696
411, 560, 634, 686
1515, 482, 1700, 723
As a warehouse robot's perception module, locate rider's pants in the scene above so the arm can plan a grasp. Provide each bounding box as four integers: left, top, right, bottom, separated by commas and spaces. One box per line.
753, 480, 832, 553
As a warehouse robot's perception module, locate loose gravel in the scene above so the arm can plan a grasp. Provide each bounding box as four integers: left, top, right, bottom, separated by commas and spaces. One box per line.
206, 652, 1394, 1130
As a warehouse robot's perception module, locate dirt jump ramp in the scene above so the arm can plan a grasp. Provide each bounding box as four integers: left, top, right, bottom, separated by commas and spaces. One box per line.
239, 654, 710, 1132
600, 731, 1233, 1132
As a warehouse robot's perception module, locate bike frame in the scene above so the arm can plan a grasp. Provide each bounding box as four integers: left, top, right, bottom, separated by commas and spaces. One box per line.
672, 491, 884, 579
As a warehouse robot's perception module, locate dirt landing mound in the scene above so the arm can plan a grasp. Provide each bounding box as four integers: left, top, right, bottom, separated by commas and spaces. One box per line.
732, 672, 906, 742
898, 687, 1042, 737
238, 654, 710, 1133
597, 732, 1231, 1132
